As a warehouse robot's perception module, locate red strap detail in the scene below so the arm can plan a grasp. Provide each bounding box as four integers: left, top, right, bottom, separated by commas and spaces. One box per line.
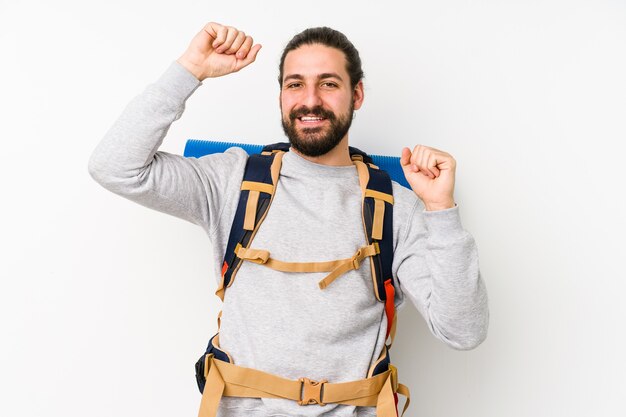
384, 279, 395, 339
394, 392, 399, 416
221, 261, 229, 277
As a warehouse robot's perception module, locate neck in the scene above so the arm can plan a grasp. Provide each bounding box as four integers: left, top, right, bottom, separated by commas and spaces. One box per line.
290, 136, 353, 166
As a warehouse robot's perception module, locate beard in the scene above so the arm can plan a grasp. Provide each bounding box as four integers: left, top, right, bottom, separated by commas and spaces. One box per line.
281, 103, 354, 157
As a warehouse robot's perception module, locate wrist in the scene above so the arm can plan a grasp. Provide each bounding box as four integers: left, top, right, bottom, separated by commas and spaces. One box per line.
424, 200, 456, 211
176, 57, 204, 81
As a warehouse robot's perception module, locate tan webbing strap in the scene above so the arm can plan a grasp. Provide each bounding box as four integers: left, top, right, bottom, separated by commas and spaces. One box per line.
353, 160, 370, 197
198, 356, 403, 417
235, 243, 380, 289
235, 244, 338, 271
215, 359, 302, 400
243, 190, 260, 231
234, 244, 270, 265
317, 243, 380, 289
372, 199, 385, 240
270, 152, 284, 185
397, 383, 411, 417
241, 181, 274, 194
241, 182, 275, 231
364, 186, 394, 241
364, 189, 394, 205
239, 150, 284, 232
377, 365, 410, 417
377, 371, 395, 417
215, 278, 228, 301
354, 160, 385, 240
320, 372, 389, 405
198, 355, 225, 417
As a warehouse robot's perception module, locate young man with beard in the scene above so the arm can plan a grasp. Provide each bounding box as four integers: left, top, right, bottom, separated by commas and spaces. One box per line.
89, 22, 488, 417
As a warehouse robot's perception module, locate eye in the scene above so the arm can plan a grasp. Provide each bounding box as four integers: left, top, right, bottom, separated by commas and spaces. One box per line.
321, 82, 338, 88
284, 82, 302, 89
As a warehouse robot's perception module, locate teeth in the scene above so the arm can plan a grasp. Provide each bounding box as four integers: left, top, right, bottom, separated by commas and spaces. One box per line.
301, 116, 323, 121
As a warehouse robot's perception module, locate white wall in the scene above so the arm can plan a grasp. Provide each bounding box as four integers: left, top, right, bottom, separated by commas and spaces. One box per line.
1, 0, 625, 416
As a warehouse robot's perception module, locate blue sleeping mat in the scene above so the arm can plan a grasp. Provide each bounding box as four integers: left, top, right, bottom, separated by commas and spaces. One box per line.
184, 139, 410, 189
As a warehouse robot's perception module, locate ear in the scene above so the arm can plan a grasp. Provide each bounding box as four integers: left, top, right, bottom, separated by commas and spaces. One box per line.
353, 80, 364, 110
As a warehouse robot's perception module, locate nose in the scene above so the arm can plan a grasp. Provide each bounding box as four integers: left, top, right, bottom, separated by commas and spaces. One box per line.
301, 85, 323, 108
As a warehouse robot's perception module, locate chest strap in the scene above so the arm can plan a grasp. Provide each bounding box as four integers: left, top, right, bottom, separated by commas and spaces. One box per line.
234, 242, 380, 289
198, 354, 410, 417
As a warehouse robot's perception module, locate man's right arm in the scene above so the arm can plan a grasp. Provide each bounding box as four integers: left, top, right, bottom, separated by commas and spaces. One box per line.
88, 22, 261, 233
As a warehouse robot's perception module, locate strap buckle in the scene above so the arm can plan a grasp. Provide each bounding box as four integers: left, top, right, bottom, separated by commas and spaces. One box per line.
298, 377, 327, 406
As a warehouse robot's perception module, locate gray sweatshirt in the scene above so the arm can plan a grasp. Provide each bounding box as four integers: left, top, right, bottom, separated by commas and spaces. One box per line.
88, 62, 488, 417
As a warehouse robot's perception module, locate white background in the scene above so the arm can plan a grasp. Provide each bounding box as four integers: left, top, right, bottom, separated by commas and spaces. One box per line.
1, 0, 625, 416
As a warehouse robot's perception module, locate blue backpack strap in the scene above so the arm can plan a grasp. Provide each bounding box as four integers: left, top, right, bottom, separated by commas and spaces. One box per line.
215, 145, 285, 301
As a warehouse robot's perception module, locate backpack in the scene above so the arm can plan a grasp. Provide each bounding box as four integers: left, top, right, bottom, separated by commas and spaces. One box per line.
194, 143, 409, 417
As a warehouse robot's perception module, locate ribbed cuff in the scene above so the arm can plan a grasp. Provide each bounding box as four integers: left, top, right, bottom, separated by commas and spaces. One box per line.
422, 205, 466, 241
154, 61, 202, 103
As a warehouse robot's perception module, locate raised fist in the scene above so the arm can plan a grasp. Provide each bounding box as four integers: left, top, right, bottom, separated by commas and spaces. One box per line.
176, 22, 262, 80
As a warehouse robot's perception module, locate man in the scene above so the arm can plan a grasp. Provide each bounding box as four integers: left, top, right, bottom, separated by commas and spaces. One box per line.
89, 21, 488, 417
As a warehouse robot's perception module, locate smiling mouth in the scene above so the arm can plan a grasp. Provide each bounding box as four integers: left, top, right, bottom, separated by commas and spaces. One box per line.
298, 116, 327, 124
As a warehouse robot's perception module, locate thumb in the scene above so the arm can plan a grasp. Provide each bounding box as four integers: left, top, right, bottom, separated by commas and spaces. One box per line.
400, 147, 412, 168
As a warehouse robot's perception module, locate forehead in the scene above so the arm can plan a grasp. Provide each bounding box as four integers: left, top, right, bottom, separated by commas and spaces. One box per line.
283, 44, 349, 80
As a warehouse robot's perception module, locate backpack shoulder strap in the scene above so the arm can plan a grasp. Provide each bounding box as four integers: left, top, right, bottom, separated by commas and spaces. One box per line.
351, 148, 396, 345
260, 142, 291, 153
216, 144, 286, 301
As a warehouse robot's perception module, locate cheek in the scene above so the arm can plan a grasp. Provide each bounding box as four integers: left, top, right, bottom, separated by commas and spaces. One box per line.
329, 97, 352, 115
280, 94, 298, 112
280, 96, 295, 113
280, 100, 290, 119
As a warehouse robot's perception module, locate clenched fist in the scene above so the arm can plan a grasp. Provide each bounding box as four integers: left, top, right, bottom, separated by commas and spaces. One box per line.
400, 145, 457, 211
176, 22, 262, 80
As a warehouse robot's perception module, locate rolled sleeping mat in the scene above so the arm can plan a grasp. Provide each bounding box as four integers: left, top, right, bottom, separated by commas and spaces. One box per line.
184, 139, 411, 189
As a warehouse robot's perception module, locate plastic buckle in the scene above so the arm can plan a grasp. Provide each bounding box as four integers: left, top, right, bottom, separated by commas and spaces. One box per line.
298, 377, 327, 406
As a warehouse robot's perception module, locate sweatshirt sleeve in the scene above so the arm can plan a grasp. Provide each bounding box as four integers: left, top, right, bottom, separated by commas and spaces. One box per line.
88, 61, 248, 235
393, 190, 489, 351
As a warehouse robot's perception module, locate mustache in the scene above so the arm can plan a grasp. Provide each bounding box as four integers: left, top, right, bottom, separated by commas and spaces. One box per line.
289, 106, 336, 121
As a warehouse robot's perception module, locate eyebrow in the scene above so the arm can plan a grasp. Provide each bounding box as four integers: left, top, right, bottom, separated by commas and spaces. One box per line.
283, 73, 344, 84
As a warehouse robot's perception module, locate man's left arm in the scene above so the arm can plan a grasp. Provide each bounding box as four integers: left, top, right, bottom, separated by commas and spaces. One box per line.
394, 145, 489, 350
